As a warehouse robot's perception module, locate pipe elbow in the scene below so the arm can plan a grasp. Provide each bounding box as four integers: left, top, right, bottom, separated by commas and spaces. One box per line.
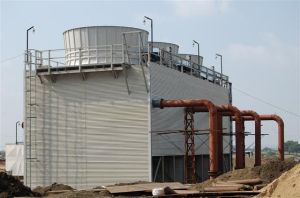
221, 104, 241, 118
242, 110, 260, 121
206, 101, 217, 115
273, 115, 284, 127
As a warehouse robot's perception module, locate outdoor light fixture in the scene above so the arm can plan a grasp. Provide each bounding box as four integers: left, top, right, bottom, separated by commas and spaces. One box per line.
16, 121, 20, 144
215, 53, 223, 85
192, 40, 200, 66
26, 26, 35, 63
143, 16, 153, 53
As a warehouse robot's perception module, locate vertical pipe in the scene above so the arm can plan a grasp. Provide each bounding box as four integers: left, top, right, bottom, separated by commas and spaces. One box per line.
278, 120, 284, 161
241, 110, 261, 166
208, 109, 218, 178
254, 117, 261, 166
217, 112, 223, 174
260, 115, 285, 161
228, 83, 233, 170
152, 99, 219, 178
240, 118, 245, 168
220, 105, 244, 169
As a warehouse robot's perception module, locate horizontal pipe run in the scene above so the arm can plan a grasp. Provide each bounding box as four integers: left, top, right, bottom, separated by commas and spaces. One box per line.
188, 104, 244, 169
152, 99, 219, 178
233, 114, 284, 161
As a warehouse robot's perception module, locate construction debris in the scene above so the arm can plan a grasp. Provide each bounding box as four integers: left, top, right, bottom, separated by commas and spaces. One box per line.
0, 172, 40, 198
193, 157, 297, 191
106, 182, 187, 194
33, 183, 73, 196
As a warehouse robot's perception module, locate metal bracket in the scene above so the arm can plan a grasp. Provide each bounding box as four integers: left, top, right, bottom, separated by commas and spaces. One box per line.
122, 64, 130, 95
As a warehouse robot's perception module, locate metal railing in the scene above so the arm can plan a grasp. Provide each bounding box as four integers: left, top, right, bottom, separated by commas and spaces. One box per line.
25, 43, 229, 88
148, 47, 230, 88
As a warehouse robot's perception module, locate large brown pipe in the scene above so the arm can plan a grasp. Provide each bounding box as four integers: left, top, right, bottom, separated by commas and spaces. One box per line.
217, 112, 223, 174
152, 99, 219, 178
233, 114, 284, 161
220, 105, 244, 169
190, 105, 245, 169
260, 115, 284, 161
241, 110, 261, 166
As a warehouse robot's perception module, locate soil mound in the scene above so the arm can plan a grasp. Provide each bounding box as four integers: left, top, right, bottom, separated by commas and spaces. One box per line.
33, 183, 73, 195
193, 158, 298, 191
252, 157, 297, 183
256, 163, 300, 197
0, 172, 40, 197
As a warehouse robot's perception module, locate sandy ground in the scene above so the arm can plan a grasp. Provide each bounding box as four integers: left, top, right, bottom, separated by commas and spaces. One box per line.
192, 157, 297, 191
256, 163, 300, 198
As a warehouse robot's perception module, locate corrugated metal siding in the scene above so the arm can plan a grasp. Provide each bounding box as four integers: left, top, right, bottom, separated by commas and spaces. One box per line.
149, 62, 230, 156
25, 67, 149, 189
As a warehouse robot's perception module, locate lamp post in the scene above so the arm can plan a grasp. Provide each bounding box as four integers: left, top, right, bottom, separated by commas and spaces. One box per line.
26, 26, 35, 63
16, 121, 20, 144
143, 16, 153, 53
192, 40, 200, 66
215, 53, 223, 85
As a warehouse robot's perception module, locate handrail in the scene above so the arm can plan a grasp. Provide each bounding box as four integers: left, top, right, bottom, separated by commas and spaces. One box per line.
26, 44, 230, 88
149, 47, 229, 87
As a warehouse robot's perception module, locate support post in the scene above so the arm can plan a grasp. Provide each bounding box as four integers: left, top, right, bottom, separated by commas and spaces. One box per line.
184, 110, 196, 184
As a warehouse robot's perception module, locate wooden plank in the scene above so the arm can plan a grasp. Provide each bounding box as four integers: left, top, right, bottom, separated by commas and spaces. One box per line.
106, 182, 187, 194
155, 191, 260, 197
174, 190, 200, 195
204, 186, 242, 192
227, 178, 262, 185
47, 190, 73, 194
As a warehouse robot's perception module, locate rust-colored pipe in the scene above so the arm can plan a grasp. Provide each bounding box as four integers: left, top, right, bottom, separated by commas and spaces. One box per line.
152, 99, 219, 178
217, 112, 223, 174
191, 105, 245, 169
219, 105, 244, 169
189, 106, 223, 174
233, 114, 284, 161
241, 110, 261, 166
260, 114, 284, 161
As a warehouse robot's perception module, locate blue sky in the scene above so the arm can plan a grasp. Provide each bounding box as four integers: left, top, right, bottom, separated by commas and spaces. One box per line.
1, 0, 299, 150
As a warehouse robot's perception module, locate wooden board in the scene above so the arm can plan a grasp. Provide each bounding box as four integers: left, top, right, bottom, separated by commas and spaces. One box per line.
174, 190, 200, 195
106, 182, 187, 194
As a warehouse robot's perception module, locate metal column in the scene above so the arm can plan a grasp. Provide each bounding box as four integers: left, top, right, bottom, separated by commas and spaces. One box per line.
184, 110, 196, 184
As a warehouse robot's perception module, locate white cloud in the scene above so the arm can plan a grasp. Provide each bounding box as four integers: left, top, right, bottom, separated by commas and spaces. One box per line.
224, 33, 299, 69
172, 0, 230, 17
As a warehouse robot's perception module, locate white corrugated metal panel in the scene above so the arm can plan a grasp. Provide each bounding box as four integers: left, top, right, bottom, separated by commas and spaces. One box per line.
149, 62, 230, 156
25, 67, 149, 189
63, 26, 149, 65
5, 144, 24, 176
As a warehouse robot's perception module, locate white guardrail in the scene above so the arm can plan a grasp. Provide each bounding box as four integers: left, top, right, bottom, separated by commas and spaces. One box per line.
25, 45, 229, 88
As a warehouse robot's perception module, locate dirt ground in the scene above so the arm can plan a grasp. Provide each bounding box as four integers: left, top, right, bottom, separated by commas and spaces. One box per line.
192, 157, 298, 191
255, 163, 300, 198
32, 183, 115, 198
0, 157, 298, 198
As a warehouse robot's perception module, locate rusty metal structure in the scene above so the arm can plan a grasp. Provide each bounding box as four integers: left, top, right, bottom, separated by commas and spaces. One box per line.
152, 98, 285, 183
152, 99, 218, 181
184, 110, 196, 183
